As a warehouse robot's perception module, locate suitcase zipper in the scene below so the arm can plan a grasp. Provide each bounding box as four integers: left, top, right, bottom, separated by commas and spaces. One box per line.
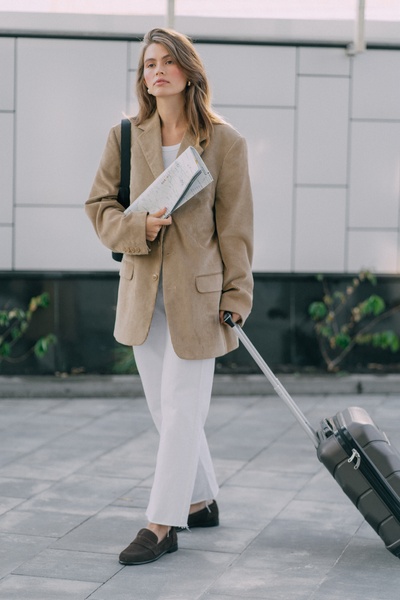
332, 415, 400, 524
347, 448, 361, 470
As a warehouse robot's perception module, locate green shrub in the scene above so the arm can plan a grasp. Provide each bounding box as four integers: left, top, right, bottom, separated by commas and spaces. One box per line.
308, 271, 400, 372
0, 293, 57, 364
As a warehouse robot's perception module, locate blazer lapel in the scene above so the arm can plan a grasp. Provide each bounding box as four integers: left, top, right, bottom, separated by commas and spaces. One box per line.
137, 112, 164, 179
137, 112, 207, 178
178, 128, 206, 157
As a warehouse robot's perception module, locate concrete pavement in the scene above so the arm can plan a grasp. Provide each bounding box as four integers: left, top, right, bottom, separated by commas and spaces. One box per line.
0, 380, 399, 599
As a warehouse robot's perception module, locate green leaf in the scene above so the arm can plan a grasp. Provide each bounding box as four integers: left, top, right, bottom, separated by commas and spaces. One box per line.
358, 294, 386, 317
29, 293, 50, 313
309, 302, 328, 320
334, 333, 351, 349
374, 331, 400, 352
33, 334, 57, 358
10, 327, 22, 341
0, 313, 10, 327
0, 342, 11, 357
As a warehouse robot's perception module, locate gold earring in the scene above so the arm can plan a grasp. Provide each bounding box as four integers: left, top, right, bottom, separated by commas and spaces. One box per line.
187, 81, 191, 87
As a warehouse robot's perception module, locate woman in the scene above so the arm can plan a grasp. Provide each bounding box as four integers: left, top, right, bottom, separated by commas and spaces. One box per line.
86, 27, 253, 565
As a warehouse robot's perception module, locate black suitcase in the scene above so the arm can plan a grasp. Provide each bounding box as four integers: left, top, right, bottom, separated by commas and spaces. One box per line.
224, 313, 400, 558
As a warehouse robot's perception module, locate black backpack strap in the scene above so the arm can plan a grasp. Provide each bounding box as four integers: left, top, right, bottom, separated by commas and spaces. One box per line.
112, 119, 131, 261
117, 118, 131, 209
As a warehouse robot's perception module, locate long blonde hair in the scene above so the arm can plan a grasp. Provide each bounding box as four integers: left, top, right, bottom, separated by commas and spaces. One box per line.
134, 28, 224, 146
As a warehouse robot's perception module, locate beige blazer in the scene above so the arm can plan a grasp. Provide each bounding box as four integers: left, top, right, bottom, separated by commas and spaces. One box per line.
86, 112, 253, 359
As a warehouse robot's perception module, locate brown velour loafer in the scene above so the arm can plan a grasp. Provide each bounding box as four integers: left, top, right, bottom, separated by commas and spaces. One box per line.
119, 528, 178, 565
177, 500, 219, 531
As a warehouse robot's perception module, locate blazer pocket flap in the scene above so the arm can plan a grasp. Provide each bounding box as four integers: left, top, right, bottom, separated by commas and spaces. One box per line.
195, 272, 223, 293
119, 260, 134, 280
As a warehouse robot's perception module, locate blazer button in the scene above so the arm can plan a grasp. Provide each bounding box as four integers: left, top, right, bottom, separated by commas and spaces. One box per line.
152, 273, 159, 281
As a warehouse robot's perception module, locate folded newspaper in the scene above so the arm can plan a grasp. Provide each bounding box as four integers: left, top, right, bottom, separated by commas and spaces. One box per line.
124, 146, 213, 218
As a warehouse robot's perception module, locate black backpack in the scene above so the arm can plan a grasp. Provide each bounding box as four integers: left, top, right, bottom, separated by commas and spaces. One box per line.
112, 118, 131, 262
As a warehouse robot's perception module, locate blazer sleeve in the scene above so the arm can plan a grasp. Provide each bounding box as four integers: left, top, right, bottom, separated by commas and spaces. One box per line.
85, 125, 149, 256
215, 135, 254, 323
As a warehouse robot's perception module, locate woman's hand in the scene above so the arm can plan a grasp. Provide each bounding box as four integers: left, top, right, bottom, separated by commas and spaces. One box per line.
219, 310, 241, 325
146, 207, 172, 241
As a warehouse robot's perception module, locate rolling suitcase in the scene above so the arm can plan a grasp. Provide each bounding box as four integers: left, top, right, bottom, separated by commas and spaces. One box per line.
223, 313, 400, 558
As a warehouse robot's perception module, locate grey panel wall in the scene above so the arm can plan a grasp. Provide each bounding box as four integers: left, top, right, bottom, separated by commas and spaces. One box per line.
13, 38, 129, 271
1, 37, 400, 274
0, 38, 15, 269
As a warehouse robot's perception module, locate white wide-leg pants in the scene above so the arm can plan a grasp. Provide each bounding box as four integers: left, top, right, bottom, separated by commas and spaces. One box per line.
133, 286, 219, 527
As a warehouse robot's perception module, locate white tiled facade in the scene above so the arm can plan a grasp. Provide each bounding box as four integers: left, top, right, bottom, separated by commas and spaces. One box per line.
1, 36, 400, 274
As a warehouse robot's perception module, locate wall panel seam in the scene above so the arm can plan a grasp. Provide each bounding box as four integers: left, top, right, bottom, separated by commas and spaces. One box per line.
351, 118, 400, 124
344, 55, 353, 272
298, 74, 350, 79
291, 47, 300, 272
349, 227, 398, 232
214, 104, 295, 110
11, 36, 17, 271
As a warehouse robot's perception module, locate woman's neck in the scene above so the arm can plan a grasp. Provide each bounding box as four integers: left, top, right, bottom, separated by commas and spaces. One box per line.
157, 97, 187, 146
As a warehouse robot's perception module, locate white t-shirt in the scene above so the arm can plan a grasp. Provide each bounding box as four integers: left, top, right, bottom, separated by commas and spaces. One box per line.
162, 143, 180, 169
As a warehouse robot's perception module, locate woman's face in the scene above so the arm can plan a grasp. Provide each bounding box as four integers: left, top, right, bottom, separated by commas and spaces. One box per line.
143, 43, 187, 99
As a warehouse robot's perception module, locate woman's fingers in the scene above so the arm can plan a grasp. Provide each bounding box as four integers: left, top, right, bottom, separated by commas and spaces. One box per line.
146, 207, 172, 241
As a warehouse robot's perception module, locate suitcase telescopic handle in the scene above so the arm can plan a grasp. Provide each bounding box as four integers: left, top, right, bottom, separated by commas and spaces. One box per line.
223, 312, 319, 448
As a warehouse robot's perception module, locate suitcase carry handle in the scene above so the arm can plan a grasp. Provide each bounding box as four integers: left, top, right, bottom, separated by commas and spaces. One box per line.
223, 312, 319, 448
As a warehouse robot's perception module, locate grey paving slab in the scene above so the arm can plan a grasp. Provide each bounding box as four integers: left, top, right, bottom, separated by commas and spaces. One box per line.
0, 575, 99, 600
44, 397, 130, 418
275, 497, 364, 534
0, 449, 94, 481
205, 395, 261, 434
0, 412, 89, 454
248, 435, 320, 474
209, 564, 322, 600
216, 485, 297, 531
0, 390, 399, 600
199, 596, 263, 600
0, 496, 24, 516
0, 509, 91, 537
53, 505, 145, 554
355, 518, 384, 540
0, 398, 64, 426
77, 431, 158, 479
0, 449, 25, 469
202, 458, 246, 488
208, 520, 352, 600
225, 466, 313, 492
0, 446, 82, 482
13, 548, 123, 583
294, 468, 352, 504
0, 431, 136, 481
73, 404, 151, 441
310, 538, 400, 600
89, 548, 234, 600
177, 525, 259, 555
111, 485, 150, 508
208, 419, 279, 462
0, 532, 52, 578
19, 474, 136, 515
0, 476, 54, 498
